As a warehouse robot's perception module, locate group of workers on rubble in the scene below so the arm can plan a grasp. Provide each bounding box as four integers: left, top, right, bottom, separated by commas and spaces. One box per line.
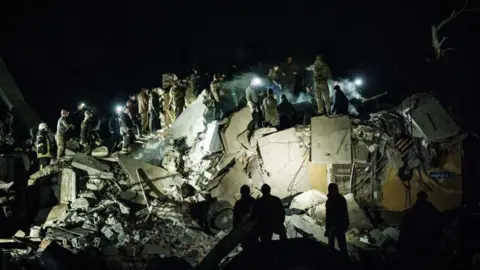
32, 55, 351, 170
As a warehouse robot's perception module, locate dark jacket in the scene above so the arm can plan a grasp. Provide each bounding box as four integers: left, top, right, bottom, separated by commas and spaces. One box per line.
108, 116, 120, 134
277, 100, 295, 118
36, 130, 52, 158
233, 195, 256, 228
80, 117, 95, 143
332, 89, 349, 115
325, 194, 349, 232
119, 113, 133, 129
252, 194, 285, 229
149, 91, 161, 112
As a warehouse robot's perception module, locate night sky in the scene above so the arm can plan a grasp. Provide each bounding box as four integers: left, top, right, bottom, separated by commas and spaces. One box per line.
1, 1, 479, 130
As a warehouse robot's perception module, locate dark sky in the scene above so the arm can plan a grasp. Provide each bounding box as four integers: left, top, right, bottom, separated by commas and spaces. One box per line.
1, 0, 479, 127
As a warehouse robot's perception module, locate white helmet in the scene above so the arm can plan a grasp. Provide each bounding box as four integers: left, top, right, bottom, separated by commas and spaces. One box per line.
38, 123, 48, 131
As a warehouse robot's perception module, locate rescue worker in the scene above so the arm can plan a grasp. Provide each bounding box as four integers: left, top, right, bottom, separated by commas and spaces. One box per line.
55, 109, 74, 159
108, 107, 122, 155
119, 106, 135, 153
233, 185, 257, 250
311, 55, 332, 115
261, 88, 279, 127
137, 88, 149, 135
398, 191, 442, 268
268, 65, 283, 93
210, 73, 225, 119
281, 56, 299, 94
277, 94, 295, 130
148, 88, 161, 135
126, 97, 141, 137
331, 85, 349, 115
252, 184, 287, 243
36, 123, 52, 169
169, 80, 186, 120
80, 109, 96, 155
185, 69, 198, 106
245, 79, 263, 129
325, 183, 349, 257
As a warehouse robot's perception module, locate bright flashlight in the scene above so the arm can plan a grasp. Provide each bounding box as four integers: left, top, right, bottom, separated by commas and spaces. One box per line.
354, 78, 363, 86
115, 105, 122, 113
80, 103, 86, 108
251, 77, 262, 86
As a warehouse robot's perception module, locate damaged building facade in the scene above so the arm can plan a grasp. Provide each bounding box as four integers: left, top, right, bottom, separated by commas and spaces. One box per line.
0, 56, 474, 269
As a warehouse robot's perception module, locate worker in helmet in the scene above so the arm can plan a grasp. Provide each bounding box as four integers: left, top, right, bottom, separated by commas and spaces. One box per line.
201, 73, 222, 122
310, 55, 332, 115
80, 109, 96, 155
36, 123, 52, 169
55, 109, 74, 159
245, 78, 264, 129
119, 106, 135, 153
168, 79, 186, 120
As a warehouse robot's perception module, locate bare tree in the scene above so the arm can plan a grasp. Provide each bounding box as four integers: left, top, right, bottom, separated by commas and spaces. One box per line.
431, 0, 480, 59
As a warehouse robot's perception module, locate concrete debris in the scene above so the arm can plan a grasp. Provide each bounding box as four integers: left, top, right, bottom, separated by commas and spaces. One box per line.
3, 90, 468, 269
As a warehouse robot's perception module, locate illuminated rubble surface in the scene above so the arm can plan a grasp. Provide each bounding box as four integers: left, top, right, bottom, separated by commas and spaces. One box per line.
1, 92, 473, 269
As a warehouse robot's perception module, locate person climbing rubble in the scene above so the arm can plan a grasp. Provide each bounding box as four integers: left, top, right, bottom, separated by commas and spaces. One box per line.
35, 122, 52, 169
310, 55, 332, 115
398, 191, 442, 268
80, 109, 97, 155
119, 106, 135, 153
261, 88, 279, 127
138, 88, 149, 136
268, 65, 283, 91
252, 184, 287, 243
55, 109, 74, 159
108, 107, 122, 154
148, 88, 161, 136
169, 79, 186, 120
210, 73, 225, 119
233, 185, 257, 250
331, 85, 349, 116
325, 183, 349, 258
277, 94, 295, 130
245, 78, 263, 129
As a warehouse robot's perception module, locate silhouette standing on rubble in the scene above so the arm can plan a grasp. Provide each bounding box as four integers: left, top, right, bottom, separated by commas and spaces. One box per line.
233, 185, 257, 250
398, 191, 442, 267
325, 183, 349, 257
251, 184, 287, 243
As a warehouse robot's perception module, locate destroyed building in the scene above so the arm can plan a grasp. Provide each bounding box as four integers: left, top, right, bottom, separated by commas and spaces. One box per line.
0, 57, 475, 269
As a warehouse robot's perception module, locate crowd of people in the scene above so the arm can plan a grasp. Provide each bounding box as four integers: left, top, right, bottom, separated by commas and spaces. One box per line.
32, 55, 352, 172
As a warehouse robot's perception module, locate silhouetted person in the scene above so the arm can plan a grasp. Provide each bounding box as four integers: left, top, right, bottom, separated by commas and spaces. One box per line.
331, 85, 349, 115
252, 184, 287, 243
233, 185, 257, 250
398, 191, 442, 268
277, 94, 295, 130
325, 183, 349, 257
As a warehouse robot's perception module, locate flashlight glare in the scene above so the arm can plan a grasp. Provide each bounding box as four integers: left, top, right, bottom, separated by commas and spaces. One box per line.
115, 106, 122, 113
354, 78, 363, 86
251, 77, 262, 86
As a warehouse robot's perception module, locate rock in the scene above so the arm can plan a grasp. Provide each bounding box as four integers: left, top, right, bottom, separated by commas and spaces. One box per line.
290, 190, 327, 211
92, 146, 109, 157
101, 226, 116, 240
382, 227, 400, 242
71, 198, 92, 210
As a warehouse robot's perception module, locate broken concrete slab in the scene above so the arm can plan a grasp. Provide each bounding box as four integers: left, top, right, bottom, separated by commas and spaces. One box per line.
237, 127, 277, 151
72, 153, 110, 174
311, 115, 352, 164
92, 146, 108, 158
202, 120, 223, 154
354, 143, 369, 164
209, 161, 259, 206
170, 95, 207, 147
39, 204, 68, 227
221, 107, 252, 154
290, 190, 327, 211
398, 92, 459, 142
117, 154, 181, 197
141, 244, 169, 255
59, 168, 76, 204
310, 193, 373, 230
257, 128, 311, 198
